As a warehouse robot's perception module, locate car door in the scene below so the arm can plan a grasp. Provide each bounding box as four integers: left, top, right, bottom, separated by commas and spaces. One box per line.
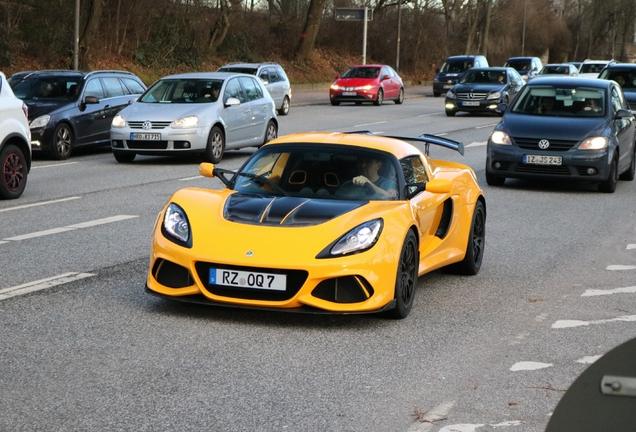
239, 76, 268, 144
100, 77, 133, 137
380, 67, 398, 99
221, 77, 252, 147
611, 85, 635, 173
262, 67, 281, 108
72, 78, 111, 146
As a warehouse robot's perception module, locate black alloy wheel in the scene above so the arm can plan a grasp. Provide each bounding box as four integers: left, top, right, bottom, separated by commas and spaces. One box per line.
0, 144, 28, 199
204, 126, 225, 164
51, 123, 74, 160
373, 89, 384, 106
385, 230, 418, 319
446, 200, 486, 275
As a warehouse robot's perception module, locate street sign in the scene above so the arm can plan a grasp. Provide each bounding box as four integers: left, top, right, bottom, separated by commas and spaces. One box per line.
334, 8, 373, 21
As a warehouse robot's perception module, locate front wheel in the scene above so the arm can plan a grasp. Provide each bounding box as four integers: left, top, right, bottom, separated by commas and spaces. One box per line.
113, 151, 136, 163
433, 92, 441, 97
204, 126, 225, 164
485, 170, 506, 186
330, 100, 340, 106
445, 200, 485, 275
598, 157, 618, 193
394, 88, 405, 104
278, 96, 290, 116
384, 230, 418, 319
445, 110, 456, 117
373, 89, 384, 106
0, 144, 28, 199
262, 120, 277, 147
619, 148, 636, 181
51, 123, 74, 160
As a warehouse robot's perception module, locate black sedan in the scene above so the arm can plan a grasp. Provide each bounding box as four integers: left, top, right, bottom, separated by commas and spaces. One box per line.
486, 77, 636, 193
598, 64, 636, 112
444, 67, 525, 117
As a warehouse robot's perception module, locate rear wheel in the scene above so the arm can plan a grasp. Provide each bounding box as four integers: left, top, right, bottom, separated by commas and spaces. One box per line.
485, 170, 506, 186
598, 157, 618, 193
445, 200, 485, 275
395, 88, 405, 104
373, 89, 384, 106
384, 230, 418, 319
0, 144, 28, 199
113, 151, 136, 163
262, 120, 277, 147
204, 126, 224, 164
51, 123, 73, 160
278, 96, 290, 116
619, 147, 636, 181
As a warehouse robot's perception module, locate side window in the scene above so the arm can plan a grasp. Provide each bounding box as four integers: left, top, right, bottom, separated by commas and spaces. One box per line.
101, 77, 125, 97
610, 86, 623, 113
84, 79, 105, 99
121, 77, 145, 95
267, 68, 279, 83
276, 66, 288, 82
223, 78, 246, 103
239, 76, 263, 101
401, 155, 429, 194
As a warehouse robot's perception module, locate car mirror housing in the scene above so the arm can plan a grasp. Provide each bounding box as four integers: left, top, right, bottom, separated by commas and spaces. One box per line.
615, 109, 633, 119
496, 102, 508, 113
199, 163, 215, 178
84, 96, 99, 104
382, 74, 390, 80
426, 179, 452, 194
225, 97, 241, 107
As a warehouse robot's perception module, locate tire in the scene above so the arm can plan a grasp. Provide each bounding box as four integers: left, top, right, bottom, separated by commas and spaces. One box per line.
278, 96, 290, 116
433, 92, 441, 97
598, 157, 618, 193
619, 148, 636, 181
485, 170, 506, 186
445, 110, 456, 117
113, 151, 136, 163
373, 89, 384, 106
204, 126, 225, 164
0, 144, 28, 199
262, 120, 277, 147
446, 200, 485, 275
395, 88, 405, 104
384, 230, 418, 319
331, 101, 340, 106
50, 123, 74, 160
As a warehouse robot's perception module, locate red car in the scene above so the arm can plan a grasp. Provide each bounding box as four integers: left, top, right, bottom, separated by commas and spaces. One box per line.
329, 64, 405, 106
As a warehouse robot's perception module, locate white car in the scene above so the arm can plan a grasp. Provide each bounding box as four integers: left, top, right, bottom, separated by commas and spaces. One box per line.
0, 71, 31, 199
578, 60, 615, 78
110, 72, 278, 163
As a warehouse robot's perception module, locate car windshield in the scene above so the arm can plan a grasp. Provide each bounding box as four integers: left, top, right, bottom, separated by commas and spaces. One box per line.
598, 69, 636, 90
541, 66, 569, 75
217, 67, 257, 75
341, 68, 380, 79
440, 61, 472, 73
460, 70, 506, 84
504, 60, 532, 72
232, 145, 399, 201
140, 78, 223, 103
580, 63, 606, 74
10, 76, 82, 101
510, 85, 605, 117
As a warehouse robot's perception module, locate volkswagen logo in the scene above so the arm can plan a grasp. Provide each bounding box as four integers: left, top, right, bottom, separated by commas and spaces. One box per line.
538, 139, 550, 149
142, 121, 152, 130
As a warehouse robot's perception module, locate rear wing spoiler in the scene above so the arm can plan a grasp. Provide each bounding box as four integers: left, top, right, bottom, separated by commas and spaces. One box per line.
346, 131, 464, 156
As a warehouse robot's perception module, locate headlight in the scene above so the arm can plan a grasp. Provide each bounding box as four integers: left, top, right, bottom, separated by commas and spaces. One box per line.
360, 85, 374, 90
490, 131, 512, 145
163, 203, 190, 244
112, 115, 126, 128
329, 219, 383, 256
578, 136, 608, 150
487, 91, 502, 100
171, 116, 199, 129
30, 115, 50, 129
330, 84, 340, 90
446, 90, 456, 99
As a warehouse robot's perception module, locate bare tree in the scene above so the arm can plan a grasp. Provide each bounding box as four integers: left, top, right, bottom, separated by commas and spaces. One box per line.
79, 0, 103, 69
294, 0, 327, 62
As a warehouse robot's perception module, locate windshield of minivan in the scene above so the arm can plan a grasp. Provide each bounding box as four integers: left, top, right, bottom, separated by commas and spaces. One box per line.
11, 76, 82, 101
511, 85, 605, 117
440, 61, 472, 73
504, 60, 532, 72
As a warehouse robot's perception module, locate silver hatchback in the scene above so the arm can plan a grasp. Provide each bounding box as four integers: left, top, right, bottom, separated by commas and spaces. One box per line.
110, 72, 278, 163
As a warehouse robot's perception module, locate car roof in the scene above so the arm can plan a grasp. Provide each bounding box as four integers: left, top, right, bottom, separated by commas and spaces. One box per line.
527, 76, 613, 88
467, 67, 511, 72
12, 69, 137, 79
446, 55, 481, 60
506, 56, 538, 61
159, 71, 253, 80
602, 64, 636, 70
268, 132, 421, 160
348, 64, 386, 68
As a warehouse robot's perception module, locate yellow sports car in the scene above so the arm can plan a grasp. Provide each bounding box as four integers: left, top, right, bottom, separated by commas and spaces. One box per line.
146, 131, 486, 319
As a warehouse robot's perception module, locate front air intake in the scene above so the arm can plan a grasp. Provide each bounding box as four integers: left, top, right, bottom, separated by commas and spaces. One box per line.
312, 276, 374, 303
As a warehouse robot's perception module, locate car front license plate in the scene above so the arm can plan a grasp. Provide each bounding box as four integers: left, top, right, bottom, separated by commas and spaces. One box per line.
130, 133, 160, 140
342, 91, 356, 96
209, 268, 286, 291
523, 155, 563, 165
462, 101, 480, 106
443, 84, 453, 89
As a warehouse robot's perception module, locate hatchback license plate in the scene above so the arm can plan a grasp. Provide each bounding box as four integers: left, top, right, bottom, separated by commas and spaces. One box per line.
462, 101, 480, 106
523, 154, 563, 165
342, 91, 356, 96
130, 133, 160, 140
209, 268, 286, 291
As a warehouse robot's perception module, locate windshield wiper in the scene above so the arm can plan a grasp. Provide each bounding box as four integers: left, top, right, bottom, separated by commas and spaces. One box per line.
237, 173, 288, 197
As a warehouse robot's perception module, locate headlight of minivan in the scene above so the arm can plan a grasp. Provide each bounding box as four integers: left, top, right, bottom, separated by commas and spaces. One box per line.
30, 115, 50, 129
578, 136, 608, 150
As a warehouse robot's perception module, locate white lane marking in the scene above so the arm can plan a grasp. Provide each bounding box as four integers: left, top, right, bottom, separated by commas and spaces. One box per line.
417, 113, 441, 117
353, 120, 387, 127
407, 401, 455, 432
510, 361, 553, 371
0, 241, 8, 245
552, 315, 636, 329
3, 215, 138, 242
582, 285, 636, 296
465, 141, 487, 147
607, 265, 636, 270
492, 421, 522, 427
31, 162, 79, 169
0, 196, 81, 213
476, 123, 498, 129
180, 175, 204, 181
626, 244, 636, 250
437, 132, 448, 136
0, 272, 96, 301
439, 424, 485, 432
576, 355, 602, 364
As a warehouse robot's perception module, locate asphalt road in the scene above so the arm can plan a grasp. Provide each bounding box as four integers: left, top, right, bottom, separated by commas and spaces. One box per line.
2, 93, 636, 431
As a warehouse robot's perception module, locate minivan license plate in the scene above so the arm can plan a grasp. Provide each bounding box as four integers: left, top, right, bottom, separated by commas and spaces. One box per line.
130, 133, 160, 140
523, 155, 562, 165
210, 268, 286, 291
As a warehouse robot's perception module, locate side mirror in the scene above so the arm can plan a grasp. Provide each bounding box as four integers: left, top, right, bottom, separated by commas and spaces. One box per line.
225, 97, 241, 107
335, 74, 341, 79
615, 108, 633, 119
200, 162, 235, 187
496, 102, 508, 113
260, 78, 269, 86
199, 162, 215, 178
84, 96, 99, 104
426, 179, 452, 194
382, 74, 390, 80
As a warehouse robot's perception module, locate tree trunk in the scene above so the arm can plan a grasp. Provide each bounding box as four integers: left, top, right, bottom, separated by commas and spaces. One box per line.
208, 0, 231, 52
464, 0, 478, 54
480, 0, 492, 57
294, 0, 327, 63
79, 0, 103, 70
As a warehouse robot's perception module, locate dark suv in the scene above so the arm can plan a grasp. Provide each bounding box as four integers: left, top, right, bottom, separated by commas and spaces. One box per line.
9, 70, 146, 159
